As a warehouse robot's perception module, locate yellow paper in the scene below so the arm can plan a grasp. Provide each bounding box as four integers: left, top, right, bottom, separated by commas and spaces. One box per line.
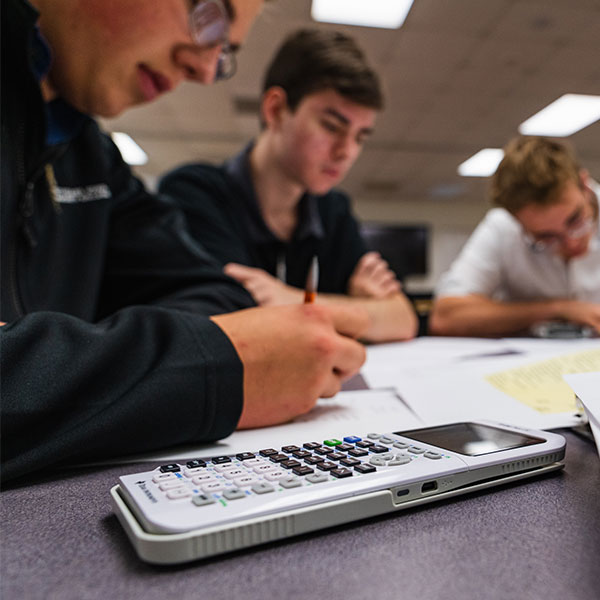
485, 349, 600, 414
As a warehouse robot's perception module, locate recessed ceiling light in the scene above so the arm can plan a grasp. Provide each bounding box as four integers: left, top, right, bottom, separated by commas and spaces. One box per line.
111, 132, 148, 166
457, 149, 504, 177
518, 94, 600, 137
311, 0, 414, 29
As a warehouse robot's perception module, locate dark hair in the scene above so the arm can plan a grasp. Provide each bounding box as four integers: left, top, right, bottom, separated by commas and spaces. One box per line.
262, 29, 384, 111
490, 136, 581, 213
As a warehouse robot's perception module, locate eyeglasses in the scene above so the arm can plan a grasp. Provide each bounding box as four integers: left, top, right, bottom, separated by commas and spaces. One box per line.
189, 0, 237, 82
523, 215, 596, 253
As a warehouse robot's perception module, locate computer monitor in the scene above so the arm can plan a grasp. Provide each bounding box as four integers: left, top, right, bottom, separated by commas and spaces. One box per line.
360, 223, 429, 280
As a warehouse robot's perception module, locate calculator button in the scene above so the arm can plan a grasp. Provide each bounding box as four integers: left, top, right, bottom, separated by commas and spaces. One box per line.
304, 456, 325, 465
259, 448, 278, 457
214, 463, 239, 472
303, 442, 321, 450
343, 436, 361, 443
159, 480, 186, 491
251, 482, 275, 494
281, 459, 302, 470
292, 466, 314, 476
317, 461, 337, 472
202, 482, 227, 493
323, 439, 342, 447
369, 456, 387, 467
282, 445, 301, 453
306, 472, 329, 484
408, 446, 426, 454
356, 441, 374, 448
192, 474, 217, 485
424, 452, 442, 460
253, 464, 277, 474
234, 476, 259, 487
380, 436, 395, 444
331, 468, 353, 479
192, 493, 216, 507
279, 476, 302, 489
244, 458, 266, 466
166, 488, 192, 499
159, 464, 181, 473
223, 488, 246, 500
370, 445, 388, 454
222, 469, 246, 479
314, 447, 334, 456
152, 472, 178, 483
184, 466, 209, 477
340, 457, 361, 467
367, 433, 381, 440
348, 448, 368, 457
355, 463, 377, 474
326, 452, 345, 461
291, 450, 311, 459
264, 469, 287, 481
380, 452, 394, 460
393, 441, 410, 450
336, 443, 354, 452
236, 452, 255, 461
388, 456, 411, 466
211, 456, 232, 464
269, 453, 289, 463
186, 459, 206, 469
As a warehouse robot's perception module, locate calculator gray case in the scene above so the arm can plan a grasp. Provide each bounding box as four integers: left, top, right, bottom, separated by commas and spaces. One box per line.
111, 420, 565, 565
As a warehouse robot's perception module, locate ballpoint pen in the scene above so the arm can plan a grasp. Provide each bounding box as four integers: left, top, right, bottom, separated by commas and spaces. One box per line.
304, 256, 319, 303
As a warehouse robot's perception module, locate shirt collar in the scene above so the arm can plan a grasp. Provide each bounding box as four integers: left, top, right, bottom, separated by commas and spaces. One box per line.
224, 142, 325, 245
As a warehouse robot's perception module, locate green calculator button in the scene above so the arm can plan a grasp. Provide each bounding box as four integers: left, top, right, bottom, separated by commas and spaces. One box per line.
324, 439, 342, 447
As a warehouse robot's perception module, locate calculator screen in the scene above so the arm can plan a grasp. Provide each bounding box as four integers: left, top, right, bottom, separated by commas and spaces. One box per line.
394, 422, 545, 456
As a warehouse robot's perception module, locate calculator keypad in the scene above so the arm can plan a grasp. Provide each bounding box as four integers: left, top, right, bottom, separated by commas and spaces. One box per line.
146, 434, 442, 507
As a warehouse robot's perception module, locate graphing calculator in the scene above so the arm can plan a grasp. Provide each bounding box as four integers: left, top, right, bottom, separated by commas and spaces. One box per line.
111, 420, 566, 564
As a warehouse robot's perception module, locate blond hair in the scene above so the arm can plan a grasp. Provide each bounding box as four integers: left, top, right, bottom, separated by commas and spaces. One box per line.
490, 136, 581, 214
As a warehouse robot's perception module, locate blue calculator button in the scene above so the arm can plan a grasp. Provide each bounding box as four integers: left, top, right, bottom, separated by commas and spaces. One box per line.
343, 436, 361, 443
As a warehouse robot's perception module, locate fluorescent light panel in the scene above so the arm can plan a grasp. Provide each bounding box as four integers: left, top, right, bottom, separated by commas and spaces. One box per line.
458, 149, 504, 177
518, 94, 600, 137
311, 0, 414, 29
111, 132, 148, 166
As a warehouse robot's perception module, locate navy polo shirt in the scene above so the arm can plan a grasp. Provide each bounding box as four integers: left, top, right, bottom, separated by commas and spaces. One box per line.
159, 144, 367, 295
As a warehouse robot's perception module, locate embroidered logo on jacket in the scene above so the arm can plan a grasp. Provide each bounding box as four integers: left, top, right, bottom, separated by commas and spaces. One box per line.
54, 184, 112, 204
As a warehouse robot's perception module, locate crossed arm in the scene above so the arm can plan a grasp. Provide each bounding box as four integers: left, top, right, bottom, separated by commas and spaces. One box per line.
429, 294, 600, 337
223, 251, 418, 343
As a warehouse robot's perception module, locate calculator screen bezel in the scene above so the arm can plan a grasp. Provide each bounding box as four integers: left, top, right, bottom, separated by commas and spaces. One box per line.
394, 422, 545, 456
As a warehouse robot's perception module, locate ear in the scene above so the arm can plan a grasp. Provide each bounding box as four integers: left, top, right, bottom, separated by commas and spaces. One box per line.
261, 86, 289, 130
579, 168, 590, 190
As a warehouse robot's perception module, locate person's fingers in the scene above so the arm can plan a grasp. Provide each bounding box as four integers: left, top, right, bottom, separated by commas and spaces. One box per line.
318, 344, 366, 398
224, 262, 259, 282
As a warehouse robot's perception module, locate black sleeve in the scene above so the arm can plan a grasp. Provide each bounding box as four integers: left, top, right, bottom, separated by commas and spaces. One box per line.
0, 308, 243, 482
0, 132, 250, 483
98, 140, 256, 317
159, 164, 257, 269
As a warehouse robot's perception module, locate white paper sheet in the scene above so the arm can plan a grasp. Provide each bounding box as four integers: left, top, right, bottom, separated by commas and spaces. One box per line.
102, 388, 424, 465
564, 372, 600, 459
362, 338, 600, 431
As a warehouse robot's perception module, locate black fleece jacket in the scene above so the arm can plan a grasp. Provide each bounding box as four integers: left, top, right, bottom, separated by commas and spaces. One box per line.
0, 0, 255, 482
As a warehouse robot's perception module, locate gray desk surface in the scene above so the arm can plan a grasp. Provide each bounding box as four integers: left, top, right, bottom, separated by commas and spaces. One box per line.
1, 429, 599, 600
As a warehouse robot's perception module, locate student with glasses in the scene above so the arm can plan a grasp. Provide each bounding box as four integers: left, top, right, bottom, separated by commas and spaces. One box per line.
1, 0, 368, 483
429, 136, 600, 338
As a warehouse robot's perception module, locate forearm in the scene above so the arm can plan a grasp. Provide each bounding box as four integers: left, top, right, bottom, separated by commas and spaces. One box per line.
0, 308, 243, 481
428, 295, 586, 337
316, 292, 418, 342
